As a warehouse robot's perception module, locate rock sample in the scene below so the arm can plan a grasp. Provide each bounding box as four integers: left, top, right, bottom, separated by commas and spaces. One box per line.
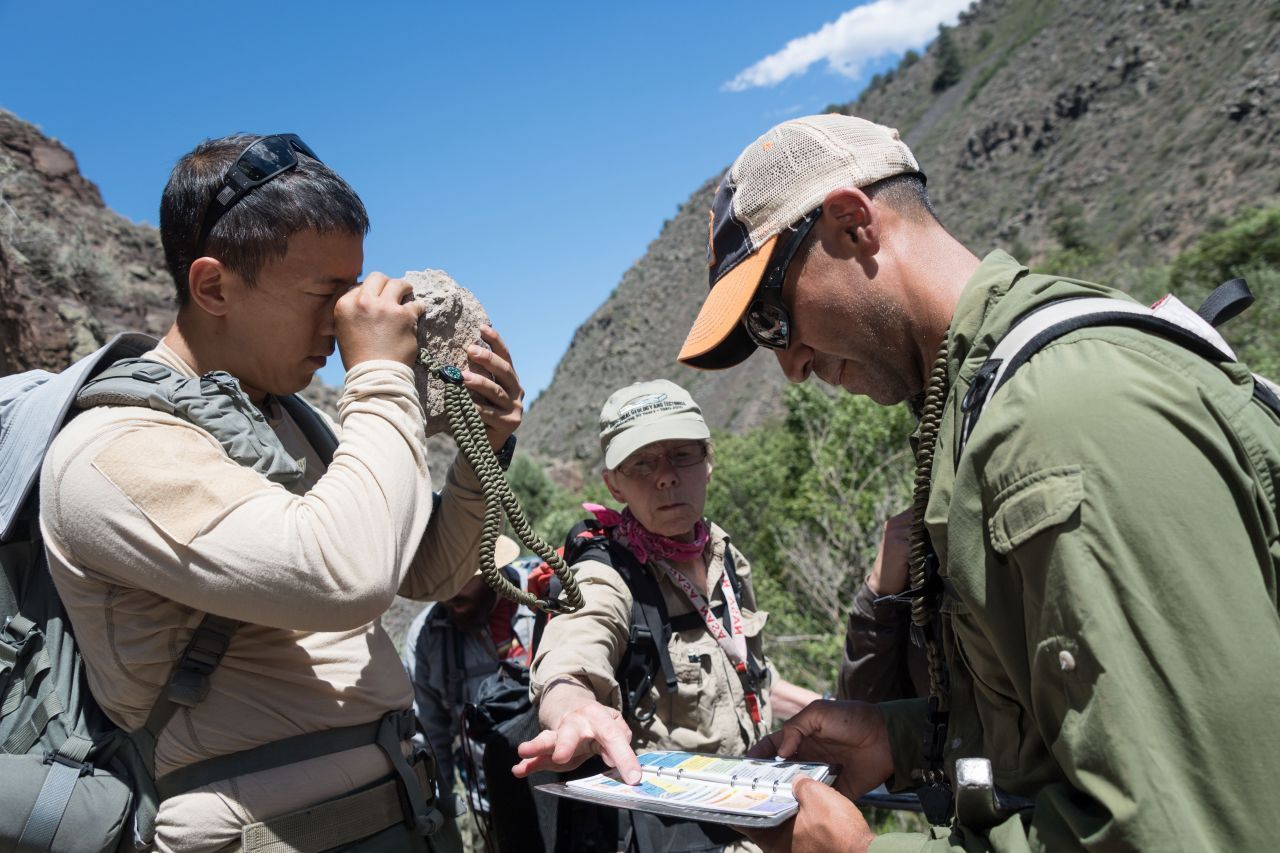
408, 268, 490, 436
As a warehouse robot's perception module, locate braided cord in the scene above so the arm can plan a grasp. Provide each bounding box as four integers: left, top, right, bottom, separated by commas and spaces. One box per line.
426, 354, 584, 614
909, 340, 951, 715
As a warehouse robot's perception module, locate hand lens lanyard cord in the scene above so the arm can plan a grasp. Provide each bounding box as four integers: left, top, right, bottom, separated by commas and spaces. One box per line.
910, 339, 954, 818
664, 563, 762, 723
424, 354, 584, 614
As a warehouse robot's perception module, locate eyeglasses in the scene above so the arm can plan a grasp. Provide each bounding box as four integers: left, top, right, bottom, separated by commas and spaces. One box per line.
616, 443, 709, 480
195, 134, 320, 256
742, 206, 822, 350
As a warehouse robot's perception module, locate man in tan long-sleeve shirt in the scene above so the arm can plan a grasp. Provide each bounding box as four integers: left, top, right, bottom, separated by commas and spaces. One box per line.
39, 134, 524, 852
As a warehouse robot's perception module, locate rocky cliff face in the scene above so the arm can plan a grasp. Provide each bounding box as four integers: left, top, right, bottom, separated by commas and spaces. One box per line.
0, 110, 173, 374
522, 0, 1280, 468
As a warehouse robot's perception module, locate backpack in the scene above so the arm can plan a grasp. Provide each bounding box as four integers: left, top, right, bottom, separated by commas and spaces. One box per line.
463, 518, 752, 853
957, 278, 1280, 459
1, 334, 155, 853
0, 333, 434, 851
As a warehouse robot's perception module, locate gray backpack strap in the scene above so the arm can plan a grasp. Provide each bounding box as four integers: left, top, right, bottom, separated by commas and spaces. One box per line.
0, 615, 59, 752
124, 613, 239, 846
957, 283, 1276, 462
14, 733, 94, 850
76, 360, 306, 489
130, 614, 241, 777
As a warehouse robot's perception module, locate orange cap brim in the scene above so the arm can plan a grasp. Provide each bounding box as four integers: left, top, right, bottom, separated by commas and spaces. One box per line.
677, 233, 778, 367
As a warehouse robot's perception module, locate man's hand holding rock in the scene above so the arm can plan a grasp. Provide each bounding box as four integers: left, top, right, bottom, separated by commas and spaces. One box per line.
464, 325, 524, 450
336, 272, 426, 368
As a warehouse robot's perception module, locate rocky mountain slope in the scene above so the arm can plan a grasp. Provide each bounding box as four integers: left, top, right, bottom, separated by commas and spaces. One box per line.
523, 0, 1280, 467
0, 110, 172, 374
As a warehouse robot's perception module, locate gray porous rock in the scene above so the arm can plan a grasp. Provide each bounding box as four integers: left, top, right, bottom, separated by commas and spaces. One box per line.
407, 269, 490, 436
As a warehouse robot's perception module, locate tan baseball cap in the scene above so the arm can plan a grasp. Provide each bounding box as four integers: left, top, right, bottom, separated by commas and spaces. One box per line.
494, 534, 520, 570
599, 379, 710, 470
678, 114, 921, 370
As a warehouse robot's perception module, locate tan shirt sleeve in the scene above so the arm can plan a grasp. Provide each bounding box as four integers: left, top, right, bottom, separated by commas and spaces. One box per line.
309, 383, 486, 603
529, 558, 632, 711
42, 361, 434, 632
396, 454, 486, 602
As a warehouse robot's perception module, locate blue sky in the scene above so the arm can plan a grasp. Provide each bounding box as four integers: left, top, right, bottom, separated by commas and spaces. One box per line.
0, 0, 963, 398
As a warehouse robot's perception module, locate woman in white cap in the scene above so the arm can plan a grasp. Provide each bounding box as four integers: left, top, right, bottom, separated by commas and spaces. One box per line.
514, 379, 818, 852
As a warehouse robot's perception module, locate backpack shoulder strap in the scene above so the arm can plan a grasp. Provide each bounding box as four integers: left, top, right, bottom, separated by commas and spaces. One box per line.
957, 281, 1278, 461
278, 394, 338, 467
129, 613, 241, 780
77, 360, 306, 489
611, 552, 677, 722
721, 540, 742, 599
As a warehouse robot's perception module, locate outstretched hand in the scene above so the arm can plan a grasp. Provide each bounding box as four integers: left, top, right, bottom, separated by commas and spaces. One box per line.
514, 681, 641, 783
513, 697, 642, 784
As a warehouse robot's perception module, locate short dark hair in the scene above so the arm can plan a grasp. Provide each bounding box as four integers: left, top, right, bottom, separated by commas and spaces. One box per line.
160, 134, 370, 306
864, 172, 938, 225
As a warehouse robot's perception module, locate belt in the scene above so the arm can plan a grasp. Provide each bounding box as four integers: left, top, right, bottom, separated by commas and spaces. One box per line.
241, 756, 434, 853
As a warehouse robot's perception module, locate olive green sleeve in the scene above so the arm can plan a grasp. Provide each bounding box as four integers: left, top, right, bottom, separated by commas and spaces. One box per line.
879, 698, 928, 792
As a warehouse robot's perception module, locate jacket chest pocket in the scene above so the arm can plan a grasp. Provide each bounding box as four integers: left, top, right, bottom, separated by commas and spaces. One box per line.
666, 634, 719, 736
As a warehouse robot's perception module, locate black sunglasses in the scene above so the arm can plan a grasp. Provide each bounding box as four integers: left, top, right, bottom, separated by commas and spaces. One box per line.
195, 134, 320, 256
743, 206, 822, 350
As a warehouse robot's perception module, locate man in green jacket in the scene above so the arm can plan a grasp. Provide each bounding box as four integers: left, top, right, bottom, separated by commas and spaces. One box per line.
676, 113, 1280, 851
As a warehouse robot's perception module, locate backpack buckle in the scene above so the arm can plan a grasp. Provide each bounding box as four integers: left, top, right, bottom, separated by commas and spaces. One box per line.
167, 618, 235, 707
2, 614, 37, 646
1, 615, 38, 670
43, 750, 94, 777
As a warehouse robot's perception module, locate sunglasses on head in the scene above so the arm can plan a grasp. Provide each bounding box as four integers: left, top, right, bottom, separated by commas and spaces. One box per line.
742, 206, 822, 351
195, 134, 320, 256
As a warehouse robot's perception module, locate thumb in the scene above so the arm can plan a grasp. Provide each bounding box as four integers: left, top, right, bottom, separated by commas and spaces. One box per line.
791, 775, 836, 807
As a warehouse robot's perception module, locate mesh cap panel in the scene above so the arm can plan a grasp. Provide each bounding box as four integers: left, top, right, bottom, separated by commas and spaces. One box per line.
731, 114, 919, 246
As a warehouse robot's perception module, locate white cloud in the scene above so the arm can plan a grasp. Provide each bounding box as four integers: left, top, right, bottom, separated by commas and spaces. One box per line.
724, 0, 971, 92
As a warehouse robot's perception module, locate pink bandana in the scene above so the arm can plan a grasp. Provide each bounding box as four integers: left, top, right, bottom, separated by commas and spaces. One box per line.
582, 503, 709, 564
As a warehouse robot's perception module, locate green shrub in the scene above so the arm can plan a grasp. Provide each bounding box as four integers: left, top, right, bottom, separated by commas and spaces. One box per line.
706, 384, 914, 690
932, 25, 964, 92
1048, 201, 1092, 251
1169, 206, 1280, 290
